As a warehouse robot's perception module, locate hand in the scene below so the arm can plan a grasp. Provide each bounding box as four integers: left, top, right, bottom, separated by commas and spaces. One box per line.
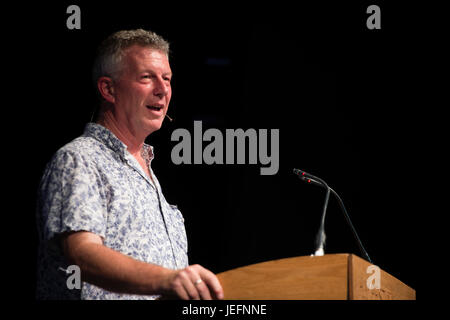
162, 264, 224, 300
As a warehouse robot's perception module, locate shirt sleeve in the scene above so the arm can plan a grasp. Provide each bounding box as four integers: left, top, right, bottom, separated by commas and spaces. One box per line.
38, 149, 107, 243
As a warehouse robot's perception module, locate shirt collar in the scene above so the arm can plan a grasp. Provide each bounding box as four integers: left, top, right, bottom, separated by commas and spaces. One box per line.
83, 122, 155, 161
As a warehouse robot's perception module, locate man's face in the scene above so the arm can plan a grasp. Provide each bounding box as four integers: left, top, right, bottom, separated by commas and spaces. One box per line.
112, 45, 172, 137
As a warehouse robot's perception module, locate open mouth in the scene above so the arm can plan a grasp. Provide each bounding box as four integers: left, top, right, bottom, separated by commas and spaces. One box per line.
146, 105, 163, 112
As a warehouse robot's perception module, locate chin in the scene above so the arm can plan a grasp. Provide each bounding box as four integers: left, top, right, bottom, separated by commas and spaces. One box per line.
145, 119, 163, 134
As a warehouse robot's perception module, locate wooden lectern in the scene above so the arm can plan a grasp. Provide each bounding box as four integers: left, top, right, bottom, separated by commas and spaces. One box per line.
216, 254, 415, 300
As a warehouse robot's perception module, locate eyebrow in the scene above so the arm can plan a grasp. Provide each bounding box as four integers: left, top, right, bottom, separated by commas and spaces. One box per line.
140, 70, 172, 77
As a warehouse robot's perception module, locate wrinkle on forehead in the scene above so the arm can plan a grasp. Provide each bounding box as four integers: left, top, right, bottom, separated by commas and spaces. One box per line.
122, 45, 171, 74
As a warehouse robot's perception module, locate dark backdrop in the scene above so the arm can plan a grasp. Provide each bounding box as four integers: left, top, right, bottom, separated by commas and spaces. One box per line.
13, 1, 416, 302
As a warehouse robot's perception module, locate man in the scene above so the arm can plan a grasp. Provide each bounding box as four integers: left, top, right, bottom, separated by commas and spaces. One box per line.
36, 29, 224, 300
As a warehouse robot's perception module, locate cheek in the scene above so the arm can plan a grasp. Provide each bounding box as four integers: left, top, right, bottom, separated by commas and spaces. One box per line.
117, 93, 140, 110
166, 88, 172, 104
123, 85, 150, 105
132, 83, 151, 96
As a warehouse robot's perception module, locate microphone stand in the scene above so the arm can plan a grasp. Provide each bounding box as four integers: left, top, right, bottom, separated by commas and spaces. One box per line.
293, 169, 373, 264
329, 187, 372, 264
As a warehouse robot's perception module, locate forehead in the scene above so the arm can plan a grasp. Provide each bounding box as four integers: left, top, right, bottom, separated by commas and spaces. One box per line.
121, 45, 171, 72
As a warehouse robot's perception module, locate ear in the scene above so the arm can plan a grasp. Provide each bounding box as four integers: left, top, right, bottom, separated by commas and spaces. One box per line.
97, 76, 116, 104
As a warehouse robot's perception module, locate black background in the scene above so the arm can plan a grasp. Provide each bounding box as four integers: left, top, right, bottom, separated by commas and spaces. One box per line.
10, 0, 418, 309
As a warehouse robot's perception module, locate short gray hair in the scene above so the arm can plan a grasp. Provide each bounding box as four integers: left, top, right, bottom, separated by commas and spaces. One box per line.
92, 29, 170, 85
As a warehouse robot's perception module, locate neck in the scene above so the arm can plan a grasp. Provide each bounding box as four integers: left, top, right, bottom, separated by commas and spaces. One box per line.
97, 110, 145, 156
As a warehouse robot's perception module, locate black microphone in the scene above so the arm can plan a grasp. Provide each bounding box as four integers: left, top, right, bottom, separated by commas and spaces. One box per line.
293, 168, 326, 188
293, 168, 373, 264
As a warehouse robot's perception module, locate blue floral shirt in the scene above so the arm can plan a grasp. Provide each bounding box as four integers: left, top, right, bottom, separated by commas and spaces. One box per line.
36, 123, 189, 300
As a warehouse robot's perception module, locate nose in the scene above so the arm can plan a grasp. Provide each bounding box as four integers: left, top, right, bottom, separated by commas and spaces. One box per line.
153, 76, 170, 99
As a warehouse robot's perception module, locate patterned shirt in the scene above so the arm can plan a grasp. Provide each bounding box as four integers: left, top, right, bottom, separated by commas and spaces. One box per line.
36, 123, 189, 300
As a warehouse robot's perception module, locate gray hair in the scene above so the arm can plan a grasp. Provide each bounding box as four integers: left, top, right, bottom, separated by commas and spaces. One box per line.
92, 29, 170, 85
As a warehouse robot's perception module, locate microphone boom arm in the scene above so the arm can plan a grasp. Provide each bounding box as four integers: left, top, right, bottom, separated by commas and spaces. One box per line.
293, 168, 373, 264
329, 187, 372, 264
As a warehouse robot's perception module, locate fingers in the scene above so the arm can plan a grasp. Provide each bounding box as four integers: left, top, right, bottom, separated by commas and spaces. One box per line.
191, 277, 212, 300
172, 269, 200, 300
168, 264, 224, 300
195, 266, 224, 300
